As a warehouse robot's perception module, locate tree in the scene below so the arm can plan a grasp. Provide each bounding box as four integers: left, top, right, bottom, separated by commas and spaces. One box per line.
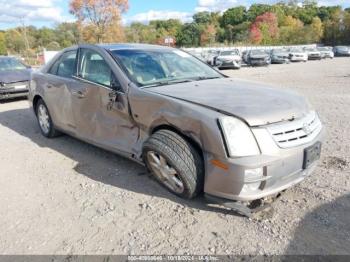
279, 15, 304, 44
5, 29, 25, 54
247, 4, 273, 21
221, 6, 247, 27
124, 22, 157, 43
200, 24, 216, 46
193, 12, 212, 24
0, 32, 6, 55
309, 17, 323, 42
56, 22, 80, 47
250, 12, 279, 44
69, 0, 128, 43
176, 23, 201, 47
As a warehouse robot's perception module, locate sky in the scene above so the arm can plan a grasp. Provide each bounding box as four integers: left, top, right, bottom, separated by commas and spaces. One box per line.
1, 0, 350, 30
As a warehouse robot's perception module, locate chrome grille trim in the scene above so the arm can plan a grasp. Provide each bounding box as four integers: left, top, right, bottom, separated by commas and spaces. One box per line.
266, 111, 322, 148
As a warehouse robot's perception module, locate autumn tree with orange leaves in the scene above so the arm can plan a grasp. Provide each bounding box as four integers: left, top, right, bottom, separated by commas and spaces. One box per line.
250, 12, 279, 45
69, 0, 128, 43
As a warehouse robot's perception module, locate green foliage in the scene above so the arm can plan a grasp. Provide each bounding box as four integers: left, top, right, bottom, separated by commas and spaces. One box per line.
247, 4, 273, 21
176, 23, 202, 47
221, 6, 247, 26
0, 32, 6, 55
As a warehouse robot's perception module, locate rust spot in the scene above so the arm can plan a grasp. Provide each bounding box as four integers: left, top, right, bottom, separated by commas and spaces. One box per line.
211, 159, 229, 171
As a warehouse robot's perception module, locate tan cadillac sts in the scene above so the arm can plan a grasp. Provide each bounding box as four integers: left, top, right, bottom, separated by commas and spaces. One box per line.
29, 44, 324, 210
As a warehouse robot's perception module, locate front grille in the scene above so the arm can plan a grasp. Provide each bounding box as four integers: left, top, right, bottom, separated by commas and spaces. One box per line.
1, 81, 29, 90
266, 111, 322, 148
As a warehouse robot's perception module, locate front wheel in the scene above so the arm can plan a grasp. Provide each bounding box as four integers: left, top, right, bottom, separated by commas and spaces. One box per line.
36, 99, 60, 138
143, 130, 204, 199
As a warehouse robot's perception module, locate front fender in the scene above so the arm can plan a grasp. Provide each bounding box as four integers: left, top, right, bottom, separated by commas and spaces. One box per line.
127, 86, 227, 160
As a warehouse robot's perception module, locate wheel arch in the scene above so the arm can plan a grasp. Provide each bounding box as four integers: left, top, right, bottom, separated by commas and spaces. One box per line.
32, 95, 43, 115
149, 124, 205, 164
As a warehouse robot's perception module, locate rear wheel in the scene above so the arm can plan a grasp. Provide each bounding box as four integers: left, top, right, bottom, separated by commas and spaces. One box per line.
143, 130, 204, 199
36, 99, 60, 138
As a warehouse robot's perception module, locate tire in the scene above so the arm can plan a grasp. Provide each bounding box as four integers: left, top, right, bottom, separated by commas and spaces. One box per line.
143, 130, 204, 199
36, 99, 61, 138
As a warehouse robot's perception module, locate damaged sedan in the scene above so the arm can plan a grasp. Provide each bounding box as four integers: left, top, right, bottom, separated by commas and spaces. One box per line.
0, 56, 31, 101
29, 44, 324, 210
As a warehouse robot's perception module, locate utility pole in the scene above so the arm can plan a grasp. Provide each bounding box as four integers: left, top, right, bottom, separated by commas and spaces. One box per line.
20, 19, 30, 51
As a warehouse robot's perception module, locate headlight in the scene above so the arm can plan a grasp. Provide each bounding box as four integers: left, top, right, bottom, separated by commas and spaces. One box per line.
219, 116, 260, 157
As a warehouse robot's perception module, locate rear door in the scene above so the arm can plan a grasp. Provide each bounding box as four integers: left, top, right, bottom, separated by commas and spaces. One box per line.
70, 47, 138, 154
44, 50, 78, 132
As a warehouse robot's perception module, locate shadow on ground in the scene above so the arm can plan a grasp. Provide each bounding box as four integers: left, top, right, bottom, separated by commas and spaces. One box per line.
286, 194, 350, 255
0, 107, 243, 216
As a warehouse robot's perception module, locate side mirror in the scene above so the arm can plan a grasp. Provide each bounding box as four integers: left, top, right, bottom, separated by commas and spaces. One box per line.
214, 59, 222, 68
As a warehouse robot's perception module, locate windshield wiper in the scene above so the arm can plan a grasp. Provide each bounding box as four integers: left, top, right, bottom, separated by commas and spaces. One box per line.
194, 76, 221, 81
142, 78, 196, 88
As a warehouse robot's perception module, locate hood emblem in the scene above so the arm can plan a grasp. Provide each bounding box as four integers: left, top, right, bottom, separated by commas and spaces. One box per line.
303, 123, 312, 135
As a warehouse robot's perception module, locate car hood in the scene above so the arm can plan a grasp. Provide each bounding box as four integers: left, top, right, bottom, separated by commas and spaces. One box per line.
0, 69, 31, 84
290, 52, 306, 55
273, 52, 289, 56
249, 54, 269, 59
148, 78, 310, 126
218, 55, 241, 60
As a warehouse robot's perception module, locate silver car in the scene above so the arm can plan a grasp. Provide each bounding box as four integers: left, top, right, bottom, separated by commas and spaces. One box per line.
214, 49, 241, 69
29, 44, 324, 207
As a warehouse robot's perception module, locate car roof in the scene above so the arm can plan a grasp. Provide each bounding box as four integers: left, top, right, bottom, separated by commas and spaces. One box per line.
97, 43, 172, 51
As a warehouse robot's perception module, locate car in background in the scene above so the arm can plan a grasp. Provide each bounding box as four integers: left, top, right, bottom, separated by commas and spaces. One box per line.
304, 47, 322, 60
333, 46, 350, 57
188, 50, 205, 61
205, 50, 220, 66
0, 56, 31, 101
288, 48, 308, 62
29, 44, 324, 207
214, 49, 241, 69
317, 47, 334, 59
246, 49, 271, 66
270, 49, 290, 64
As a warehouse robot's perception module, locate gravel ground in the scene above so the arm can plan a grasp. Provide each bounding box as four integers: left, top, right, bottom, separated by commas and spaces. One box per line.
0, 58, 349, 255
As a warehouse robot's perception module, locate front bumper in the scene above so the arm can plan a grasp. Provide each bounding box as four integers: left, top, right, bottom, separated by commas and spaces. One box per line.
249, 59, 270, 66
0, 89, 29, 100
0, 81, 29, 100
218, 60, 241, 69
204, 126, 325, 202
272, 58, 289, 64
308, 55, 322, 60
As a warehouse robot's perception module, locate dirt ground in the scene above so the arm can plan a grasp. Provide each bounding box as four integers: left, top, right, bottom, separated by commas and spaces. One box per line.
0, 58, 349, 255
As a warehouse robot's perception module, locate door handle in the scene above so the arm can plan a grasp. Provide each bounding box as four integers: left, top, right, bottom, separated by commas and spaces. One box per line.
47, 84, 53, 89
72, 90, 86, 98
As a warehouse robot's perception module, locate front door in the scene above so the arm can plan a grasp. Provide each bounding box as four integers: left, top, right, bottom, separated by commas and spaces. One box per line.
71, 48, 138, 155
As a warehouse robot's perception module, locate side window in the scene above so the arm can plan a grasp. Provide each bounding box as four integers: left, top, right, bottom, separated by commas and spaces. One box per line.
78, 48, 121, 89
48, 50, 77, 78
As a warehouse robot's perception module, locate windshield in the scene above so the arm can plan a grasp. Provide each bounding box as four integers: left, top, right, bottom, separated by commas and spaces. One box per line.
111, 49, 222, 87
317, 47, 328, 51
290, 48, 303, 53
250, 50, 267, 55
272, 49, 287, 53
0, 57, 27, 71
221, 50, 239, 56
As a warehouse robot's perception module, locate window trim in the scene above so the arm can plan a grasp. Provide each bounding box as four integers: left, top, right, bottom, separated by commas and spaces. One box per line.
47, 50, 78, 78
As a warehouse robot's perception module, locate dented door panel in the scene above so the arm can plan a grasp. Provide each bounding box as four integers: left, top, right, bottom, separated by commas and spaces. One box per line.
43, 74, 76, 133
70, 80, 138, 155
